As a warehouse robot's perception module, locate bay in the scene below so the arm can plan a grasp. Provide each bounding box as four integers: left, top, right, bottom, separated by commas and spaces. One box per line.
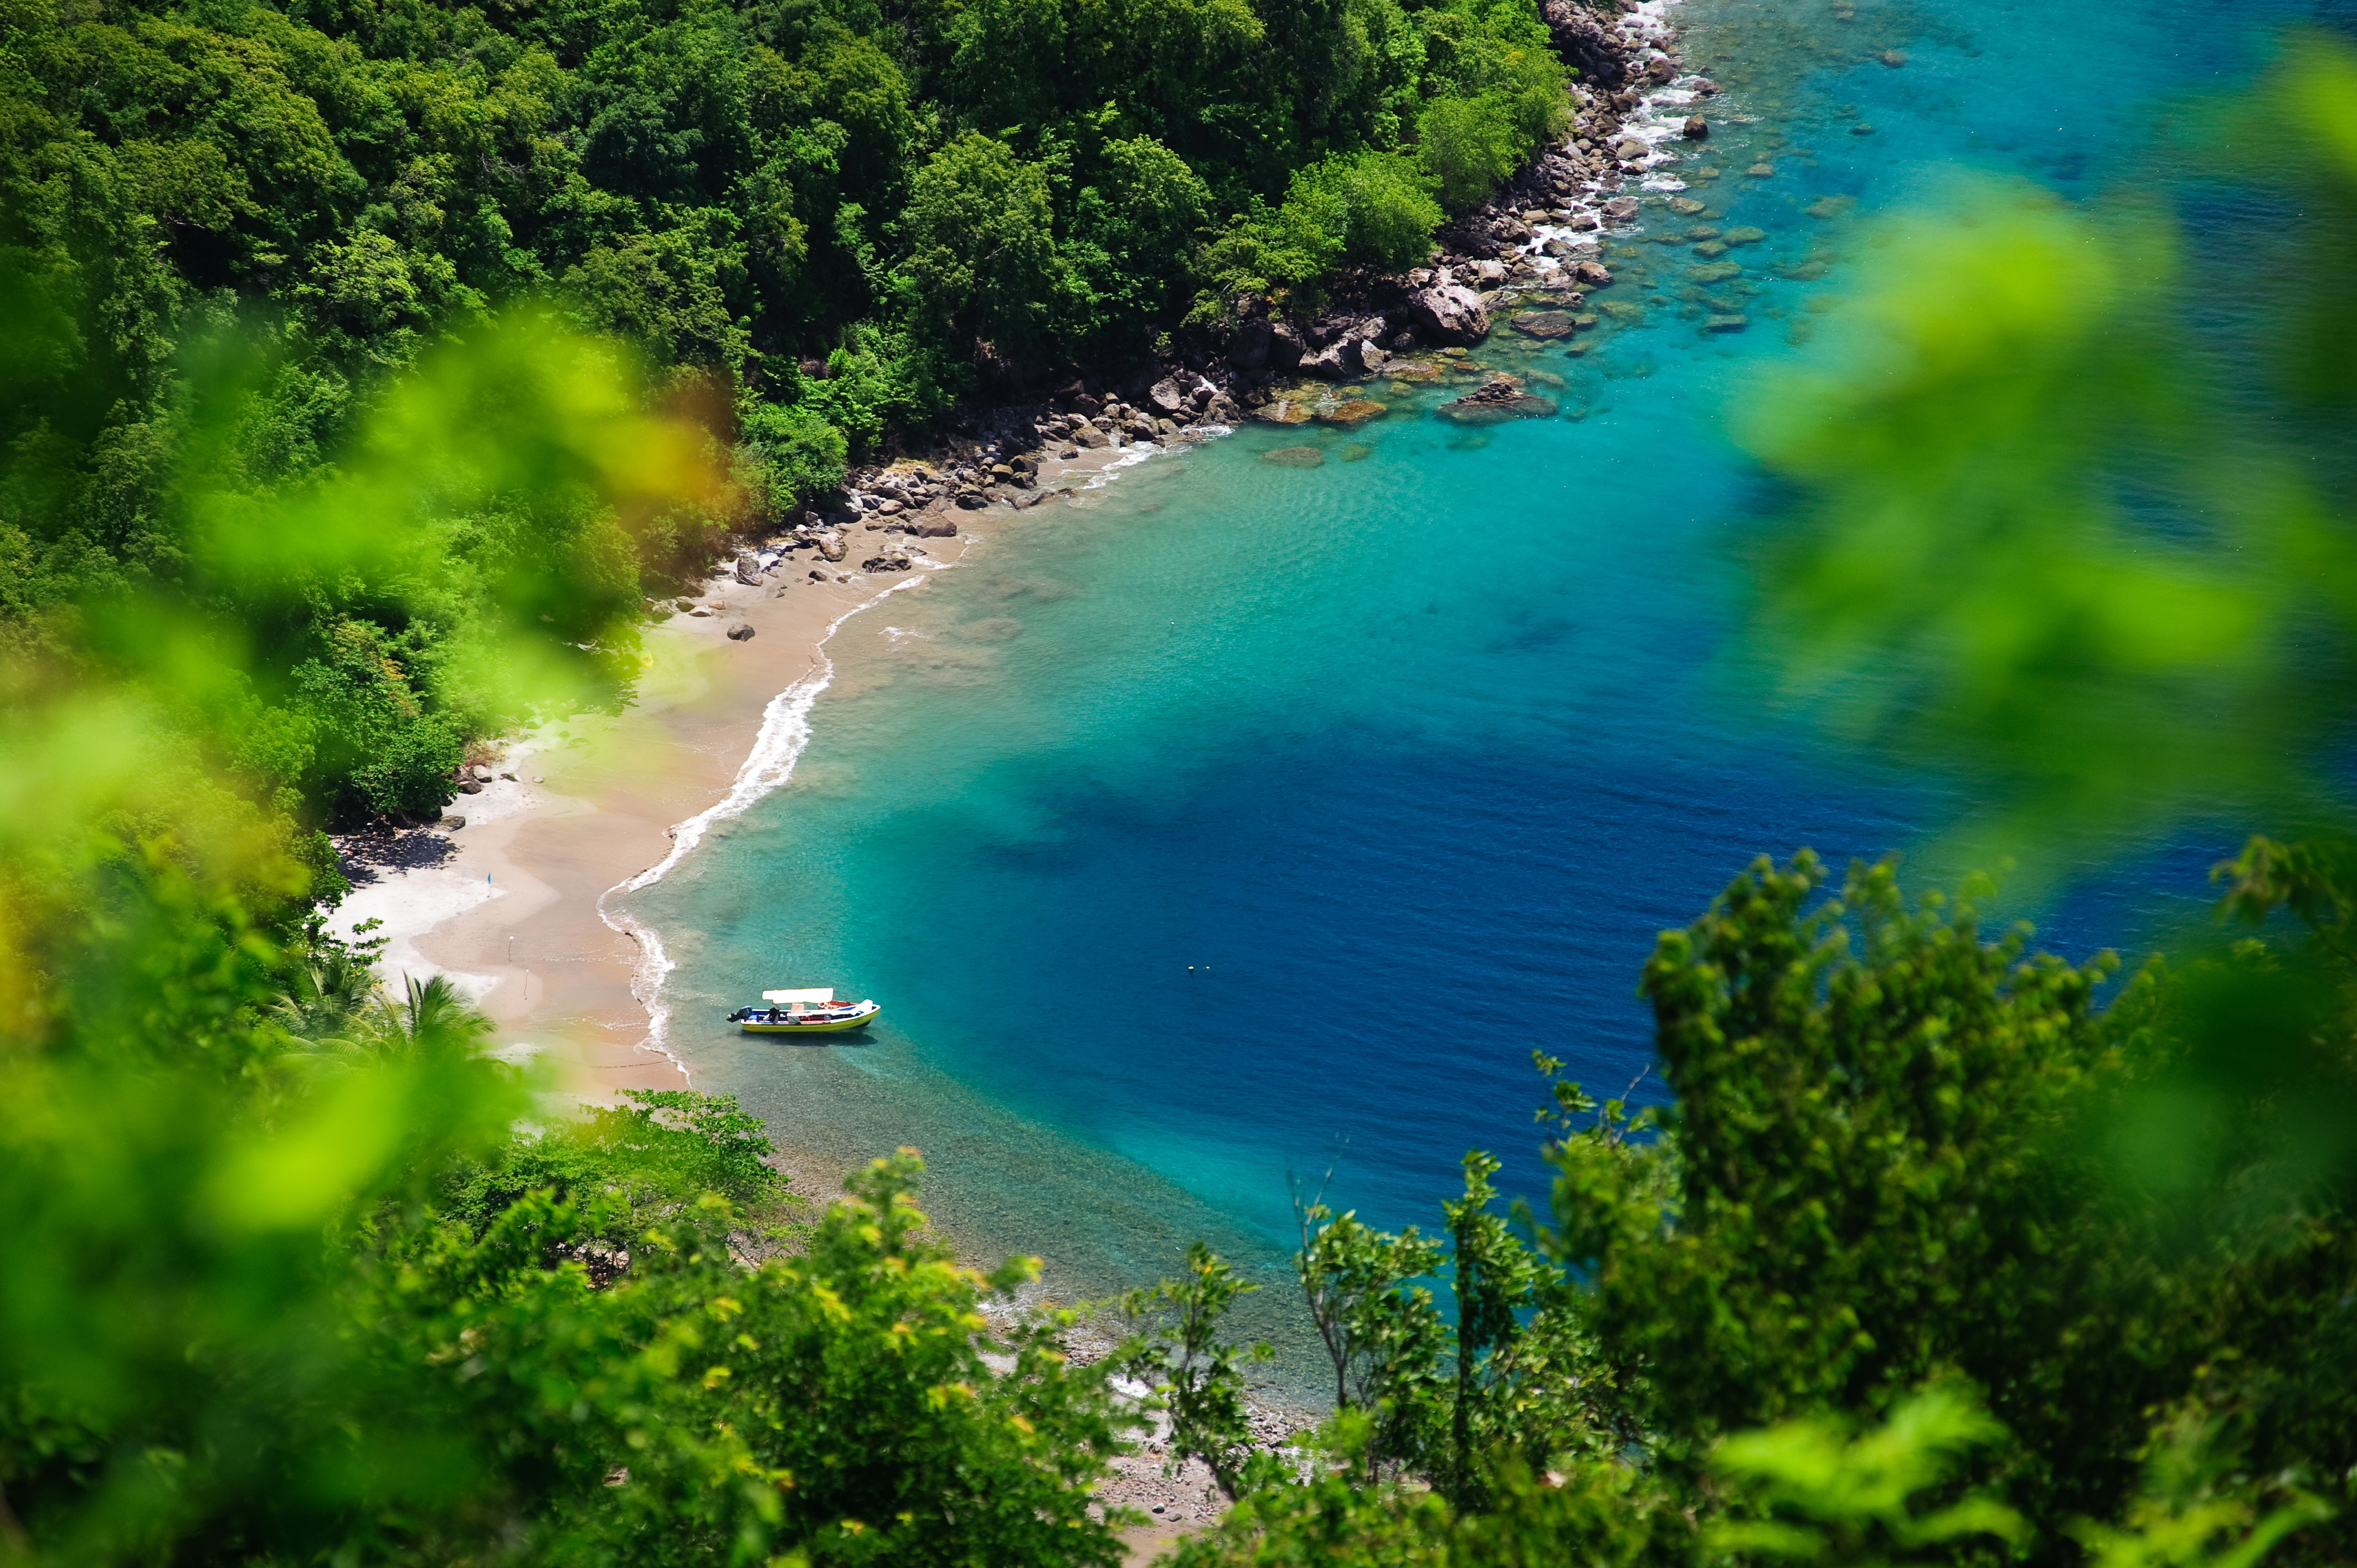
616, 0, 2304, 1389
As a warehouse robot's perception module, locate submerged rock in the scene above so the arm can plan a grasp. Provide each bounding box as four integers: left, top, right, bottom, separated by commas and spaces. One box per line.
1438, 375, 1558, 424
1705, 314, 1751, 333
1669, 196, 1707, 215
1260, 446, 1326, 468
1511, 310, 1578, 340
1722, 225, 1768, 245
1318, 399, 1389, 426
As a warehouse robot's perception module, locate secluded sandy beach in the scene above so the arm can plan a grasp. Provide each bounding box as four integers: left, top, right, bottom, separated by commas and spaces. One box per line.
326, 437, 1176, 1104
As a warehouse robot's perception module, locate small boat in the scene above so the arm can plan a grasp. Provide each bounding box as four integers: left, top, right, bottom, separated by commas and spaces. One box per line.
727, 987, 881, 1034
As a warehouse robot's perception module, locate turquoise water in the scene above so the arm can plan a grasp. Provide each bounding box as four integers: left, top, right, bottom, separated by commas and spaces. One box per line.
620, 0, 2312, 1382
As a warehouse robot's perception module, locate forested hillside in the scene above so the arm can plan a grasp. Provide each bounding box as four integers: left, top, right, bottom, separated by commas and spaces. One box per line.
1, 0, 1592, 837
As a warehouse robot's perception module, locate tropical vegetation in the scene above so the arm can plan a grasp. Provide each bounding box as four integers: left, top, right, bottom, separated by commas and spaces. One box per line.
4, 11, 2356, 1568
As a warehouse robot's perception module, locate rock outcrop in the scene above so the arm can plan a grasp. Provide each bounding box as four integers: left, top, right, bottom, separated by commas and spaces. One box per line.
1298, 338, 1369, 379
1538, 0, 1630, 86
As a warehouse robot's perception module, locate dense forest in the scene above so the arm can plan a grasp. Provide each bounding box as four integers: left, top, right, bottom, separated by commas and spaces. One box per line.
6, 2, 2357, 1565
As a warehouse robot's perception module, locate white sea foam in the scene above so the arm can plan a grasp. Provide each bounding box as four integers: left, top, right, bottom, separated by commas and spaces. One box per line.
595, 568, 943, 1079
1084, 439, 1175, 487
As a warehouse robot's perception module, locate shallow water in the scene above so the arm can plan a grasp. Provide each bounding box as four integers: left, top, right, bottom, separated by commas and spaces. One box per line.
619, 0, 2320, 1390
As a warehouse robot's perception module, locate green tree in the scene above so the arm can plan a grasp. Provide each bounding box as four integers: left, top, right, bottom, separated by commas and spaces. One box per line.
902, 131, 1066, 353
1066, 134, 1213, 348
1293, 1189, 1449, 1474
1122, 1241, 1278, 1503
1291, 149, 1443, 270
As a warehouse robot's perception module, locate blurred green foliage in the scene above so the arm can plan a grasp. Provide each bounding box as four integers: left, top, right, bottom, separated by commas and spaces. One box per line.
0, 314, 1136, 1564
1739, 35, 2357, 864
2, 307, 707, 856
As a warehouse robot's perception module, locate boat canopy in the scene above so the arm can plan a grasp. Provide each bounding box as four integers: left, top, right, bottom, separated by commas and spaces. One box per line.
762, 987, 835, 1005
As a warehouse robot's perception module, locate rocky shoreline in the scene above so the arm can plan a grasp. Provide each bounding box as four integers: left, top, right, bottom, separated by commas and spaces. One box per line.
758, 0, 1706, 543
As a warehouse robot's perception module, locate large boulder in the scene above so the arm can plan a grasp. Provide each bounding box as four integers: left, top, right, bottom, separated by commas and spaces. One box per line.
1147, 376, 1191, 415
734, 553, 765, 585
1401, 283, 1491, 346
1298, 338, 1367, 380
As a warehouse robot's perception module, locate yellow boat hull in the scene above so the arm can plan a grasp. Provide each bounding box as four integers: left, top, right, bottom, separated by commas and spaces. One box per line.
740, 1007, 879, 1035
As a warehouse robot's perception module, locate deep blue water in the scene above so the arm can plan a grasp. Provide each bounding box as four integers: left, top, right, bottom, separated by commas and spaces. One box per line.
619, 0, 2322, 1384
